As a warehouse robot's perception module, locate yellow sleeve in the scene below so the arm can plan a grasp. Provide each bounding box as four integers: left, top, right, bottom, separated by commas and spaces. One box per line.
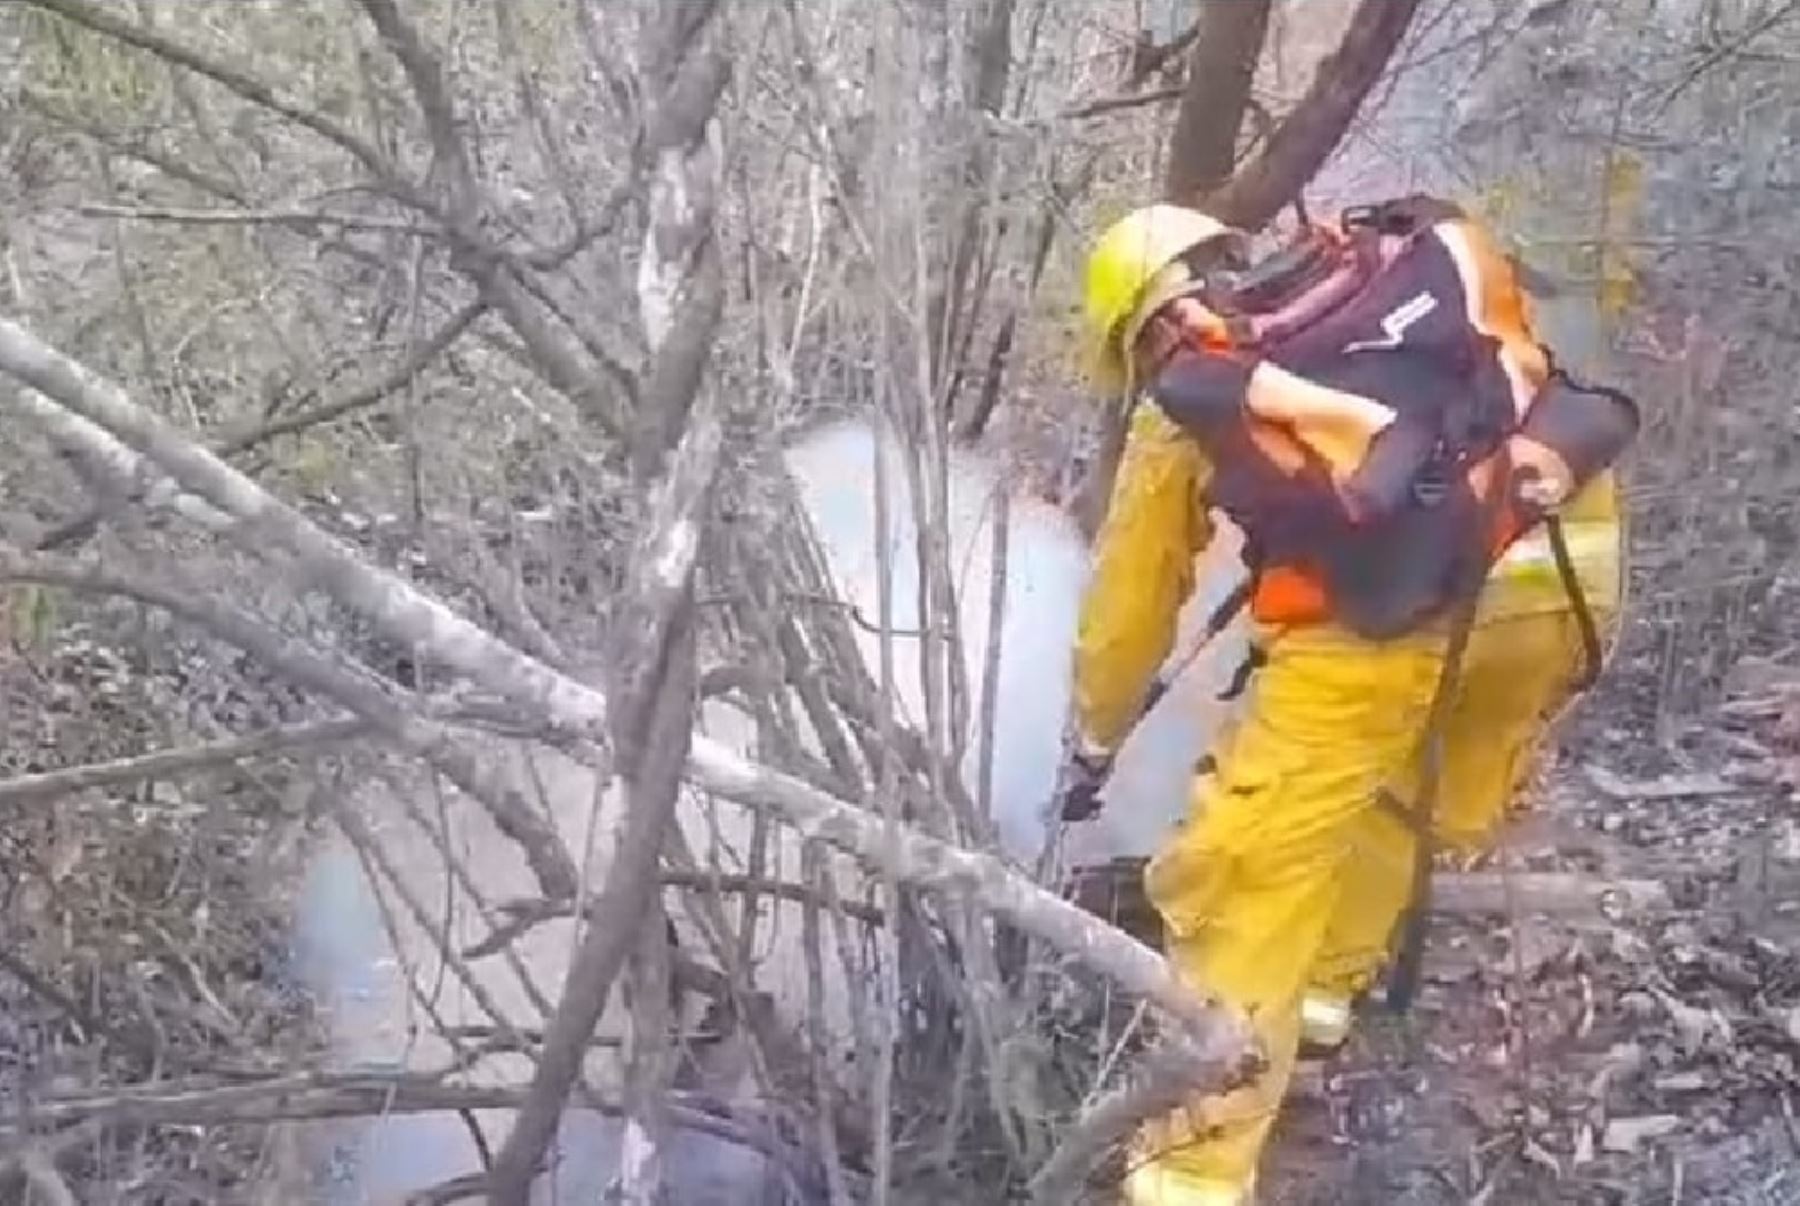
1072, 403, 1216, 755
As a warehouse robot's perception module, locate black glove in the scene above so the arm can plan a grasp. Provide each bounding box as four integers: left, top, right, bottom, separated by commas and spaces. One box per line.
1056, 747, 1114, 823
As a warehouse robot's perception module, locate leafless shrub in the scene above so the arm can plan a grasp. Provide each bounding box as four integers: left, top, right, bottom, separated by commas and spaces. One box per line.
0, 1, 1276, 1201
7, 0, 1774, 1200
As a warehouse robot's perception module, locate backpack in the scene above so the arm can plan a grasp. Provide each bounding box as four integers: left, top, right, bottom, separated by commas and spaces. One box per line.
1146, 194, 1640, 640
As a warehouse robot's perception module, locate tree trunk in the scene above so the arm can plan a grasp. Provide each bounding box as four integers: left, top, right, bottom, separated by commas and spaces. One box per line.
1203, 0, 1424, 231
1162, 0, 1274, 205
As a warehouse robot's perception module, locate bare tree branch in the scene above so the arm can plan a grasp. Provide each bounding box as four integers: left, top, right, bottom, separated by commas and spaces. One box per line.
0, 1068, 785, 1159
380, 764, 559, 1022
18, 88, 249, 203
1028, 1043, 1243, 1204
1060, 84, 1185, 121
486, 3, 729, 1158
9, 384, 233, 537
1163, 0, 1273, 204
0, 547, 582, 901
21, 0, 409, 201
0, 719, 364, 806
466, 876, 884, 959
613, 906, 676, 1204
0, 314, 1252, 1070
485, 407, 721, 1204
75, 203, 436, 235
1201, 0, 1425, 230
0, 947, 145, 1062
213, 297, 489, 455
354, 0, 479, 219
353, 0, 645, 442
330, 792, 535, 1050
29, 296, 489, 552
1651, 0, 1800, 116
5, 1067, 839, 1202
1124, 15, 1202, 91
476, 270, 635, 436
0, 313, 604, 725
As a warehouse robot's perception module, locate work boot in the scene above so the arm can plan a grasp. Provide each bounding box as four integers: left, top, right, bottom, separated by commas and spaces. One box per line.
1297, 990, 1354, 1060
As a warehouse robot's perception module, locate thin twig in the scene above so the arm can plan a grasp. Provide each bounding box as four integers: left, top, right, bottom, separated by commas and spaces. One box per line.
17, 89, 248, 202
75, 203, 436, 235
383, 764, 558, 1021
1651, 0, 1800, 116
30, 297, 490, 552
0, 548, 582, 900
1060, 84, 1185, 120
0, 318, 1252, 1054
218, 298, 488, 454
0, 719, 365, 806
0, 949, 104, 1050
348, 797, 528, 1047
467, 874, 884, 958
2, 1071, 834, 1196
1, 1068, 588, 1127
22, 0, 409, 200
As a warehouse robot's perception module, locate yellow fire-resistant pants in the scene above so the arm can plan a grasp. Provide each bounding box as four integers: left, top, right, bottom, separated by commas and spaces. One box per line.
1122, 605, 1599, 1205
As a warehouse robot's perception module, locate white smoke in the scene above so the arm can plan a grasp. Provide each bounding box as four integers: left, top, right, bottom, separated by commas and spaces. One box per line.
780, 419, 1089, 860
782, 417, 1248, 865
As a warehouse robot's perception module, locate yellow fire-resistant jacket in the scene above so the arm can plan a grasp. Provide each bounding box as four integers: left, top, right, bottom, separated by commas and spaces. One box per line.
1071, 402, 1626, 757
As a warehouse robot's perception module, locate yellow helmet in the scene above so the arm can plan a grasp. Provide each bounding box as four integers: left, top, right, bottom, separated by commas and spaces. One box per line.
1081, 204, 1237, 394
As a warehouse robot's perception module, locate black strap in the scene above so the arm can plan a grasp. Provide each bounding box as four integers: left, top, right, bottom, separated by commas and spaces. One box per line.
1380, 559, 1485, 1013
1547, 513, 1605, 692
1219, 645, 1265, 702
1383, 473, 1612, 1012
1133, 577, 1253, 719
1382, 454, 1513, 1013
1527, 340, 1612, 693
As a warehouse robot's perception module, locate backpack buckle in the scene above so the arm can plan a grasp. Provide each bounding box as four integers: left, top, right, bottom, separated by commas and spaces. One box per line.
1342, 203, 1412, 236
1411, 459, 1449, 508
1342, 197, 1448, 238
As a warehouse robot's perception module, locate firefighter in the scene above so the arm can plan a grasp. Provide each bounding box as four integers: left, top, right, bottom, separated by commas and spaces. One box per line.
1058, 202, 1628, 1204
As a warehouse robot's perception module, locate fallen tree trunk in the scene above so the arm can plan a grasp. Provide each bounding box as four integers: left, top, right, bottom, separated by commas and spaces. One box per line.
1068, 858, 1672, 947
1432, 871, 1672, 919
